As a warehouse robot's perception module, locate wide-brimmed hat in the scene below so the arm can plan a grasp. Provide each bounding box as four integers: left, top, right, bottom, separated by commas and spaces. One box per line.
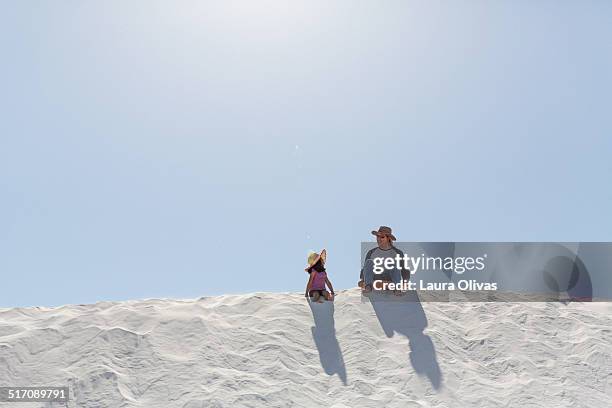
305, 249, 327, 271
371, 226, 396, 241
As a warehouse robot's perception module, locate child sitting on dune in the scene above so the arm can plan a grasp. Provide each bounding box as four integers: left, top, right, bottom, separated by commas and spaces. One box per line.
304, 249, 335, 303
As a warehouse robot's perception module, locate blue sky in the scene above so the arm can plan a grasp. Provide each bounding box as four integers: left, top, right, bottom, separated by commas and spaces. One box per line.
1, 1, 611, 307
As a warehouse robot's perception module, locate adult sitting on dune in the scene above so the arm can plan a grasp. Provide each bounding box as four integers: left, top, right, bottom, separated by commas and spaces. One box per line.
359, 226, 409, 295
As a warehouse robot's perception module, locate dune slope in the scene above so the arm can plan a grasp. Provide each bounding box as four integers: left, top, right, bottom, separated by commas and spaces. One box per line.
0, 289, 610, 407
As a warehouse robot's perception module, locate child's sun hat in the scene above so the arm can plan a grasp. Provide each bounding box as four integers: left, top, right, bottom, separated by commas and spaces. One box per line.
305, 249, 327, 272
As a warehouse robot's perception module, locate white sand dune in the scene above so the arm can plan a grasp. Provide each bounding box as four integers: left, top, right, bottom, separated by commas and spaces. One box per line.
0, 289, 610, 407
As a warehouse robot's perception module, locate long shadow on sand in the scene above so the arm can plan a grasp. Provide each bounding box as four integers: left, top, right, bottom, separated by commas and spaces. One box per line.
308, 301, 347, 385
367, 291, 442, 390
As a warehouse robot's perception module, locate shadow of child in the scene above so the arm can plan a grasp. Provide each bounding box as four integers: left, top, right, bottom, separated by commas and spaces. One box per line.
308, 301, 348, 385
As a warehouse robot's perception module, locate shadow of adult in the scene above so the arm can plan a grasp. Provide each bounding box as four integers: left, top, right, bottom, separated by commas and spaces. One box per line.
308, 300, 347, 385
368, 291, 442, 390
